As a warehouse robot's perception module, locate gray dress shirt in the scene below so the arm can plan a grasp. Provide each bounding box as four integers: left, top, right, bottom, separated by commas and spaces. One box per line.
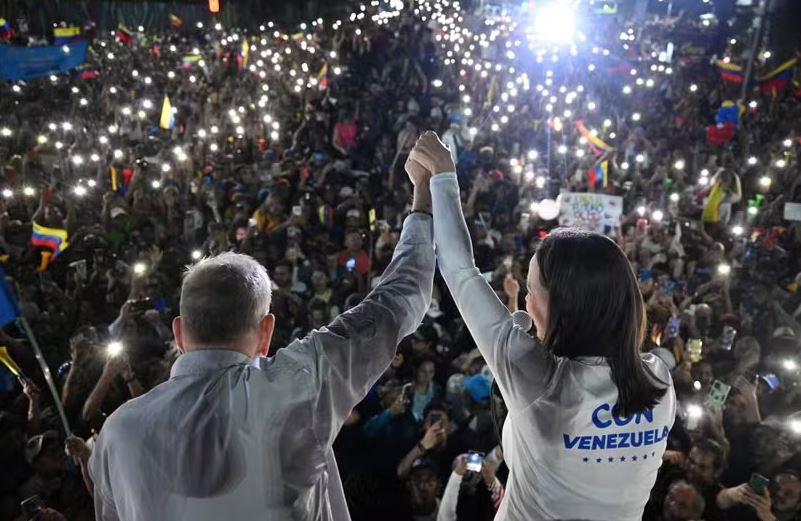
89, 213, 435, 521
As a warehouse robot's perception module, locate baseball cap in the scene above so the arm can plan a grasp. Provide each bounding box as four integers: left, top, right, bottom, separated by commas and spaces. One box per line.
346, 208, 361, 219
773, 327, 796, 342
110, 207, 128, 219
463, 373, 491, 404
339, 186, 355, 198
25, 430, 59, 464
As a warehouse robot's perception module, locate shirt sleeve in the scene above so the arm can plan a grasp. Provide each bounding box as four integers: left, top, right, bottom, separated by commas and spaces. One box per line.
289, 213, 435, 446
436, 472, 463, 521
430, 173, 556, 410
88, 433, 121, 521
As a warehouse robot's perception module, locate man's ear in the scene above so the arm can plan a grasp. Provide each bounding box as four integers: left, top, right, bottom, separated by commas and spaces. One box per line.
256, 314, 275, 357
173, 316, 186, 354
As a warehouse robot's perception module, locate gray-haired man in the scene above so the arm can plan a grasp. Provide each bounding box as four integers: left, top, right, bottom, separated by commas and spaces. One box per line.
87, 161, 436, 520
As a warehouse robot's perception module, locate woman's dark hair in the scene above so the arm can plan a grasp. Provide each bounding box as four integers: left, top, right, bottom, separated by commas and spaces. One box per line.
536, 228, 667, 416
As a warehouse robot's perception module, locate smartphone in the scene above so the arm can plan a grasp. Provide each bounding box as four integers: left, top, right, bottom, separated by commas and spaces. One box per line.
705, 380, 731, 411
720, 325, 737, 351
666, 317, 681, 339
292, 205, 302, 217
466, 451, 485, 473
639, 268, 652, 283
69, 259, 88, 279
401, 383, 413, 405
749, 473, 770, 496
346, 258, 356, 272
130, 298, 153, 312
247, 217, 257, 228
428, 411, 445, 426
759, 373, 780, 392
20, 495, 44, 519
687, 339, 703, 363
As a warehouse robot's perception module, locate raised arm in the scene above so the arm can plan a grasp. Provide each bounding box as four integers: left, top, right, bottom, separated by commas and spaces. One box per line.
412, 132, 555, 409
292, 162, 435, 446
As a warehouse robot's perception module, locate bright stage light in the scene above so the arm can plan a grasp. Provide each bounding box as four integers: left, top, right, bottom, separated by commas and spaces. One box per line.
531, 2, 576, 43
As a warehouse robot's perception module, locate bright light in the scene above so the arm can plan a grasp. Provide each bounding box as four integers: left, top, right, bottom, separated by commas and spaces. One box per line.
693, 380, 702, 391
784, 359, 798, 372
432, 79, 443, 88
635, 154, 645, 163
621, 162, 630, 170
191, 250, 202, 261
37, 135, 48, 145
636, 206, 646, 216
732, 225, 744, 236
759, 176, 772, 188
776, 159, 787, 168
669, 193, 680, 203
23, 186, 35, 197
587, 101, 596, 111
133, 263, 147, 276
674, 159, 685, 170
532, 3, 577, 43
690, 84, 698, 92
73, 185, 87, 197
791, 419, 801, 435
535, 176, 546, 189
90, 153, 100, 162
162, 163, 171, 173
152, 180, 161, 189
632, 112, 641, 122
718, 264, 731, 276
528, 150, 538, 160
686, 404, 703, 419
622, 85, 632, 95
748, 206, 758, 216
2, 189, 12, 199
749, 100, 758, 109
537, 199, 559, 220
557, 145, 567, 154
784, 138, 793, 148
113, 149, 123, 159
748, 156, 758, 166
652, 210, 664, 222
72, 155, 84, 166
107, 341, 124, 357
87, 180, 97, 188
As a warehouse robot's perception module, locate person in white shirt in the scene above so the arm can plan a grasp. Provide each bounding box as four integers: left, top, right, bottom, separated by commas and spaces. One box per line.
409, 131, 677, 521
86, 161, 437, 521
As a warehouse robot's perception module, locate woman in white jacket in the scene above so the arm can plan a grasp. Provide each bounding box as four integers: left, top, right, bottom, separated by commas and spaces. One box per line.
409, 132, 676, 521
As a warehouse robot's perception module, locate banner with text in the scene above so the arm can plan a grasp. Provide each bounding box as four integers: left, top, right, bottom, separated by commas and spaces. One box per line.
558, 192, 623, 235
0, 41, 88, 81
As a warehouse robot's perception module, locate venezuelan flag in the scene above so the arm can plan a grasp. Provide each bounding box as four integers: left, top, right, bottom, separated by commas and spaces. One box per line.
575, 120, 614, 155
117, 24, 133, 44
588, 160, 609, 189
169, 14, 182, 29
715, 59, 744, 84
181, 54, 201, 68
31, 222, 69, 257
317, 63, 329, 90
758, 58, 796, 94
0, 18, 13, 40
54, 26, 81, 45
160, 96, 175, 130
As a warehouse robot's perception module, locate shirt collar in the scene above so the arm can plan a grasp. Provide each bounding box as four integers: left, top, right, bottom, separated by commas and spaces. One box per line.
170, 349, 258, 379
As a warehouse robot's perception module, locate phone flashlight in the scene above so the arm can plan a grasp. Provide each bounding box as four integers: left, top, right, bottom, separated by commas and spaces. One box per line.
107, 341, 123, 358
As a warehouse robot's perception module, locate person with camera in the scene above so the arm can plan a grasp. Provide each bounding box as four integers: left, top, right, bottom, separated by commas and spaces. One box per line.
411, 131, 677, 520
85, 159, 436, 521
437, 452, 505, 521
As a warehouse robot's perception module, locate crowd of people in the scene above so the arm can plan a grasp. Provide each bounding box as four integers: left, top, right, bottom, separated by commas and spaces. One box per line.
0, 0, 800, 519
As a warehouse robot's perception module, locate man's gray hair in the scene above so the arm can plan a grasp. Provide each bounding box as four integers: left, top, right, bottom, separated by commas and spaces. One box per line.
180, 252, 272, 345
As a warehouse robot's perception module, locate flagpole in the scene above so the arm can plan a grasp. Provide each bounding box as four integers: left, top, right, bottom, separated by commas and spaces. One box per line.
18, 317, 71, 436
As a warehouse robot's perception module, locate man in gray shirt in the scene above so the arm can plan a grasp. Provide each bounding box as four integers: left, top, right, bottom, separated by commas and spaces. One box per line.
88, 164, 435, 521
